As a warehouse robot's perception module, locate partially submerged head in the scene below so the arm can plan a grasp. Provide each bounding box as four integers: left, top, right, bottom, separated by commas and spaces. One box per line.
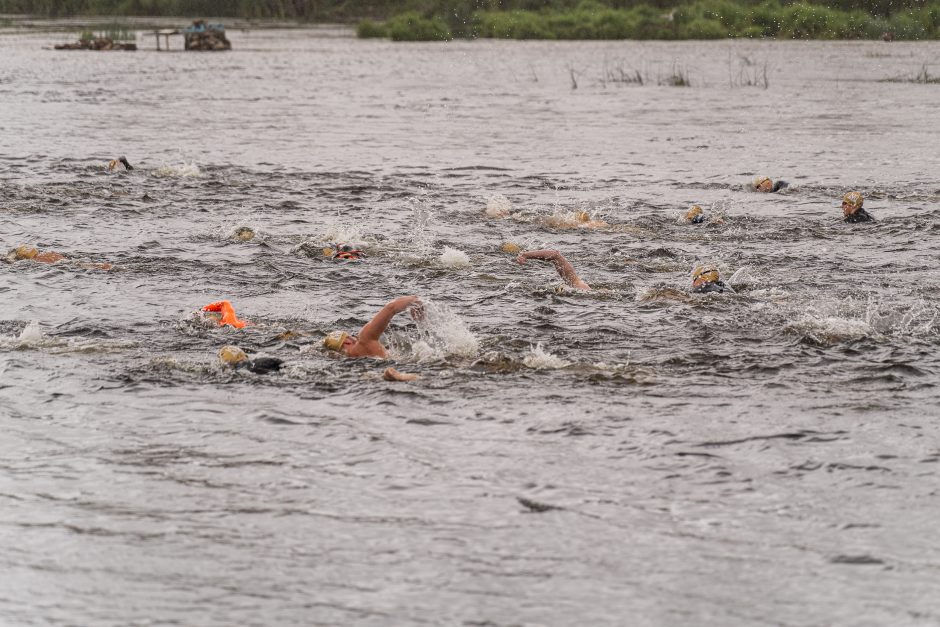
842, 191, 864, 217
218, 345, 248, 366
234, 227, 255, 242
685, 205, 704, 223
753, 176, 773, 193
692, 265, 721, 290
500, 242, 521, 254
324, 330, 354, 354
331, 244, 365, 261
6, 245, 39, 262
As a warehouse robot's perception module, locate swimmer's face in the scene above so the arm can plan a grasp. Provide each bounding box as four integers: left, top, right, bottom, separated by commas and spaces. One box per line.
842, 201, 856, 217
342, 335, 357, 353
756, 179, 773, 193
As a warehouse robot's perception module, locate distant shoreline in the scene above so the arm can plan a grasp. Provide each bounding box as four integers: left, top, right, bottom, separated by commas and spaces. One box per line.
2, 0, 939, 42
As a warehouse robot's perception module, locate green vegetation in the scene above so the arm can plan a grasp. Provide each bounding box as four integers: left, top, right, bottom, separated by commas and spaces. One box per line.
386, 11, 452, 40
0, 0, 938, 40
79, 23, 135, 41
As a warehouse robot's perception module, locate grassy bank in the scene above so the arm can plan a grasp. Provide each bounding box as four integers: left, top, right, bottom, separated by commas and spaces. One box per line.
2, 0, 938, 40
358, 0, 940, 40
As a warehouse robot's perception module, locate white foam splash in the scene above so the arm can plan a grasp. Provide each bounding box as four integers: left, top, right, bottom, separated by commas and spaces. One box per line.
728, 266, 757, 288
16, 320, 43, 347
866, 296, 939, 337
0, 321, 132, 353
484, 193, 512, 218
523, 343, 569, 369
784, 316, 872, 343
439, 246, 470, 267
322, 221, 366, 245
410, 300, 479, 360
152, 161, 204, 178
409, 198, 435, 252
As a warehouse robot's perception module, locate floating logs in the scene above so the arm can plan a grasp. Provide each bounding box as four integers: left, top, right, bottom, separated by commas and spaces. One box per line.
54, 37, 137, 51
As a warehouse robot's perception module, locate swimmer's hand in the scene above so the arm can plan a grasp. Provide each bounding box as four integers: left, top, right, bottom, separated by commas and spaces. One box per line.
383, 367, 419, 382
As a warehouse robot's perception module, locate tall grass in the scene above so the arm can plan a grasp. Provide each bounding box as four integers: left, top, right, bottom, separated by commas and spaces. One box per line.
380, 0, 940, 40
79, 23, 135, 41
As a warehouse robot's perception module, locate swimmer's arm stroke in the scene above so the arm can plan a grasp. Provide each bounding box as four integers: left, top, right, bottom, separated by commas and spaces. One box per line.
516, 250, 591, 291
357, 296, 422, 346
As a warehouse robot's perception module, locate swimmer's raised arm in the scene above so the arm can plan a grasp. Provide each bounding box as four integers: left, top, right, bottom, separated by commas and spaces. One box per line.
516, 250, 591, 291
357, 295, 421, 346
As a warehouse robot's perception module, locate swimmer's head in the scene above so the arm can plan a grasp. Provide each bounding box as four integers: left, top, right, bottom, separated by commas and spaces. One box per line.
692, 265, 720, 290
107, 156, 132, 171
8, 245, 39, 262
331, 244, 365, 261
218, 345, 248, 366
753, 176, 773, 193
842, 191, 864, 216
324, 330, 352, 352
576, 210, 591, 223
500, 242, 521, 254
685, 205, 704, 223
234, 227, 255, 242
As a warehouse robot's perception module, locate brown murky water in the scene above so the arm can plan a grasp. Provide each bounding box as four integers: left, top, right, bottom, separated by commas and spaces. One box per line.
1, 25, 939, 626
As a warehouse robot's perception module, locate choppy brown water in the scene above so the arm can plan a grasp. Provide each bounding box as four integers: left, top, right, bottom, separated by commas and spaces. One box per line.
2, 25, 940, 626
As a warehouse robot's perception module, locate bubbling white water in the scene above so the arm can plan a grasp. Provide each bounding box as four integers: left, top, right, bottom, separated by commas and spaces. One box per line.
523, 343, 570, 369
438, 246, 470, 267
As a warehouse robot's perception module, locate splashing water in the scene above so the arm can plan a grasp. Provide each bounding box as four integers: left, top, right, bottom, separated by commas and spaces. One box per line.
409, 300, 479, 360
784, 315, 872, 344
16, 320, 43, 347
408, 196, 436, 254
439, 246, 470, 268
484, 193, 512, 218
523, 343, 569, 369
152, 161, 204, 178
322, 221, 366, 245
865, 295, 940, 337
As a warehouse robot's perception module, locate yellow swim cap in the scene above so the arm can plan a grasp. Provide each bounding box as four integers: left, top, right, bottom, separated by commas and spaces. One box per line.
323, 331, 349, 352
14, 245, 39, 260
218, 345, 248, 365
685, 205, 703, 221
500, 242, 521, 254
576, 210, 591, 223
234, 227, 255, 242
107, 159, 119, 171
842, 191, 863, 209
692, 266, 720, 288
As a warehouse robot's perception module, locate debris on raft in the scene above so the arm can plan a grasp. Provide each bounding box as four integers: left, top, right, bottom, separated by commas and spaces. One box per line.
183, 20, 231, 51
55, 37, 137, 51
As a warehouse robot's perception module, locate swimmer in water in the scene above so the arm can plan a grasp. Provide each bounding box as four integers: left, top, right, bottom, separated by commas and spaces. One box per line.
326, 243, 366, 261
752, 176, 789, 193
218, 345, 283, 374
691, 265, 734, 294
233, 227, 255, 242
842, 191, 874, 223
515, 250, 591, 291
543, 210, 608, 230
323, 295, 422, 358
107, 156, 133, 172
202, 300, 248, 329
684, 205, 706, 224
4, 245, 112, 270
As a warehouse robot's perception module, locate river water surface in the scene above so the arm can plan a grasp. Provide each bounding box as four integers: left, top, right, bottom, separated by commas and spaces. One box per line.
1, 25, 939, 626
